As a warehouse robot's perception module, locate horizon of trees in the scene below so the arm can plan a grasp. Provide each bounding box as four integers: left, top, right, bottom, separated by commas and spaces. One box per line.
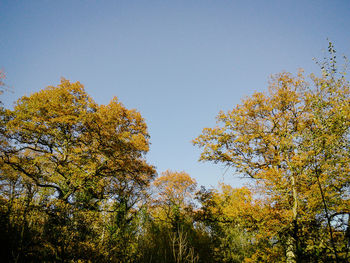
0, 44, 349, 262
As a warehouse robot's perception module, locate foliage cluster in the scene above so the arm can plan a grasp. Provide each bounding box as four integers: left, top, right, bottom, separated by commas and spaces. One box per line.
0, 46, 349, 262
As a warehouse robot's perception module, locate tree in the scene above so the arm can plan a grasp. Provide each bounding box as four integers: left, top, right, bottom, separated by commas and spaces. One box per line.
194, 71, 308, 262
196, 184, 257, 262
3, 78, 155, 205
0, 78, 156, 261
193, 51, 350, 262
140, 170, 200, 263
150, 170, 197, 226
300, 52, 350, 261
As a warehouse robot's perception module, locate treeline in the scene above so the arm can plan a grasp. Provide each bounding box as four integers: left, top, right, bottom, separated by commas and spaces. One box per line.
0, 46, 349, 262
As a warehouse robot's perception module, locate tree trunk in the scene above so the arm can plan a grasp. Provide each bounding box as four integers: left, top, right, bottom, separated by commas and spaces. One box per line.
286, 174, 298, 263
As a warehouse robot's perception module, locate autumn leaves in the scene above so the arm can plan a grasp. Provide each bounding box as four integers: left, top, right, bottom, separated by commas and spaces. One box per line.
0, 49, 349, 262
193, 66, 350, 262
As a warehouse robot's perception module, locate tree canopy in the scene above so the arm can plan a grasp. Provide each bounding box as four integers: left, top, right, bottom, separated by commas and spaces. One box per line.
0, 46, 349, 262
194, 48, 350, 262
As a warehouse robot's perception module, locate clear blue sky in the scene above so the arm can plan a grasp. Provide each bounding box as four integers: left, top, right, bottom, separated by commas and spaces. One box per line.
1, 0, 350, 188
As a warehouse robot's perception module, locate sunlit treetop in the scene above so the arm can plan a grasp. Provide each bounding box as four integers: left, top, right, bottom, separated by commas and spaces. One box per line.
2, 79, 155, 207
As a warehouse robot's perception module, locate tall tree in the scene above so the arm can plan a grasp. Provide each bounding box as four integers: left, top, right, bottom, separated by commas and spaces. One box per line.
150, 170, 197, 225
0, 79, 156, 261
193, 57, 350, 262
138, 170, 203, 263
301, 49, 350, 261
2, 78, 155, 207
194, 71, 308, 262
